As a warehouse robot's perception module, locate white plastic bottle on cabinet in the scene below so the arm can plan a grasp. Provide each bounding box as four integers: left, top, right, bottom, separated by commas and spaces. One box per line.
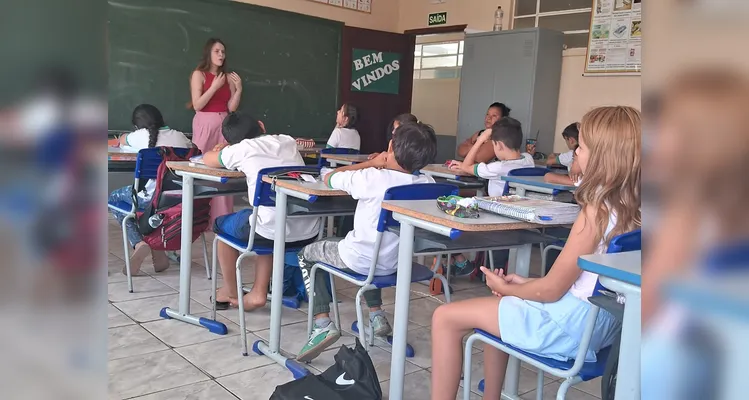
493, 6, 504, 31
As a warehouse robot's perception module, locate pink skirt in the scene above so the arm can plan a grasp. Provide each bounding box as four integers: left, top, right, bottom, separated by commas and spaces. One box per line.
193, 111, 233, 226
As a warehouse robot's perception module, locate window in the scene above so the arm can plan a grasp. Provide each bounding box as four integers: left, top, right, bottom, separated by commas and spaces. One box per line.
513, 0, 592, 49
413, 40, 464, 80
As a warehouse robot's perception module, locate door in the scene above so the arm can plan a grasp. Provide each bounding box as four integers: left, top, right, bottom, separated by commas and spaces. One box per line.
339, 26, 415, 154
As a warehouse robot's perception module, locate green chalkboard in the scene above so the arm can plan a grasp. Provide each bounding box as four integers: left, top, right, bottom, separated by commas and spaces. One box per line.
108, 0, 341, 140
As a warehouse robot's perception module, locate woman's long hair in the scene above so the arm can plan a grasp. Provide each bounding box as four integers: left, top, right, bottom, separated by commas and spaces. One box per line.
131, 104, 165, 148
575, 106, 642, 246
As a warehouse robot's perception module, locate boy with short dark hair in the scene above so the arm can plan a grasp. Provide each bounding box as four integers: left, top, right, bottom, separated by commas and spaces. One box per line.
450, 116, 535, 196
547, 122, 580, 168
202, 112, 320, 311
296, 122, 438, 362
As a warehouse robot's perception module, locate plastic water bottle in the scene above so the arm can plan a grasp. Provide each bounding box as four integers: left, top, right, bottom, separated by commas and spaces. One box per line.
148, 213, 164, 228
493, 6, 504, 31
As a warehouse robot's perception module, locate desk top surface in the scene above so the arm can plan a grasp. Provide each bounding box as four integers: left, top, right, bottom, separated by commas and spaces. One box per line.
578, 251, 642, 286
502, 175, 576, 191
322, 153, 371, 163
421, 164, 474, 178
382, 199, 543, 232
167, 161, 246, 178
261, 176, 348, 196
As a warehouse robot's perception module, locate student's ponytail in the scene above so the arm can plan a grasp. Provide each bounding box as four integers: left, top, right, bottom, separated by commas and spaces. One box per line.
131, 104, 166, 148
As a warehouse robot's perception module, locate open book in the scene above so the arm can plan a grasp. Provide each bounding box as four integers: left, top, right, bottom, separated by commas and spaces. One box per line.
474, 195, 580, 224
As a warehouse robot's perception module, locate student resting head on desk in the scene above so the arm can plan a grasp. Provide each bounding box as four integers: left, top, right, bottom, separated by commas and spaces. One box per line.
456, 102, 511, 164
430, 105, 641, 400
326, 103, 360, 150
109, 104, 192, 276
368, 112, 418, 160
295, 121, 437, 362
201, 112, 322, 311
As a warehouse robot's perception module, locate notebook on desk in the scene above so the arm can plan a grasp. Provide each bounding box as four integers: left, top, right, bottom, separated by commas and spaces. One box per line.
475, 195, 580, 224
189, 155, 204, 165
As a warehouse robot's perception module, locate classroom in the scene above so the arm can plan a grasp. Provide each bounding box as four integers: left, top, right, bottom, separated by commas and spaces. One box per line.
107, 1, 643, 399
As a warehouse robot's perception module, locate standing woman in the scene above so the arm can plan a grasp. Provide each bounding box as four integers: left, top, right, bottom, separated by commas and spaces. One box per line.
189, 38, 243, 224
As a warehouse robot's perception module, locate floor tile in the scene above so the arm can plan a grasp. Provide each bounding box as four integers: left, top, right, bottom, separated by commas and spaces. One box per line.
132, 381, 235, 400
568, 376, 601, 398
108, 277, 177, 302
371, 326, 481, 370
338, 283, 428, 307
382, 297, 444, 327
108, 304, 136, 328
175, 333, 275, 378
379, 369, 483, 400
149, 265, 217, 293
217, 363, 295, 400
108, 350, 209, 399
109, 325, 168, 360
458, 352, 555, 396
141, 312, 238, 348
521, 380, 600, 400
113, 294, 208, 323
216, 304, 308, 333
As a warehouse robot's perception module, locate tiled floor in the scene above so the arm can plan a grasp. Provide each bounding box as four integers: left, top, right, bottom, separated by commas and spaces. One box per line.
107, 219, 602, 399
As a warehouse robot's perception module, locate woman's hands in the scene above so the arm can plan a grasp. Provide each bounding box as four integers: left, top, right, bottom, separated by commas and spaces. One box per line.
210, 72, 227, 91
228, 72, 242, 93
480, 267, 527, 297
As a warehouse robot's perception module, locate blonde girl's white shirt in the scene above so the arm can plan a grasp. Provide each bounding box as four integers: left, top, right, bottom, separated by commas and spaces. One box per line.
219, 134, 321, 241
121, 128, 193, 202
329, 169, 435, 275
568, 211, 617, 302
475, 153, 535, 196
326, 127, 360, 150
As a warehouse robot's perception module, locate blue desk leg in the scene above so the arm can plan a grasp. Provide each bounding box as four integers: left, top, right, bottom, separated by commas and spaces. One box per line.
255, 188, 310, 379
388, 220, 416, 400
601, 277, 641, 400
161, 173, 227, 335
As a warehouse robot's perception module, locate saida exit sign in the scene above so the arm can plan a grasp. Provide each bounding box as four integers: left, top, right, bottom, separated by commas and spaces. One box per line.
428, 12, 447, 26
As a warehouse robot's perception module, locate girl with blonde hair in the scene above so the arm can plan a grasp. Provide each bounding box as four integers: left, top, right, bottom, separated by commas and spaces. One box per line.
430, 106, 642, 400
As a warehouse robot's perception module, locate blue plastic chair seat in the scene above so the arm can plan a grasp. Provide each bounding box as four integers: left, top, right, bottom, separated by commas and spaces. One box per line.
315, 261, 436, 289
474, 329, 610, 381
216, 232, 313, 256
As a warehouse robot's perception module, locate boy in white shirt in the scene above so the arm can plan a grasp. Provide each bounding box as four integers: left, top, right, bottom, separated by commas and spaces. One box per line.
202, 113, 321, 311
296, 122, 438, 362
546, 122, 579, 169
326, 103, 361, 150
450, 116, 535, 197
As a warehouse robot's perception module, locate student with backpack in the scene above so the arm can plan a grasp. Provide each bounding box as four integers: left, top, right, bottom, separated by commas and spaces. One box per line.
109, 104, 193, 276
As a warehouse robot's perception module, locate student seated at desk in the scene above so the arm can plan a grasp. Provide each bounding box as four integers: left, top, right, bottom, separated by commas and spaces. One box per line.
326, 103, 360, 150
545, 123, 583, 186
202, 112, 321, 310
368, 113, 418, 160
109, 104, 192, 275
430, 106, 641, 400
295, 122, 438, 362
447, 117, 535, 275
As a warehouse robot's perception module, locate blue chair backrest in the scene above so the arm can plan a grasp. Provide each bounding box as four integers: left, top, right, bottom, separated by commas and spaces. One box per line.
317, 147, 360, 168
253, 166, 322, 207
508, 167, 550, 177
376, 183, 458, 232
134, 147, 192, 180
593, 229, 642, 295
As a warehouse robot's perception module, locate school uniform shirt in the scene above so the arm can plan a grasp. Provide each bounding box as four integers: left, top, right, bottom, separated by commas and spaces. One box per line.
122, 127, 193, 202
328, 168, 435, 275
219, 134, 321, 242
558, 150, 574, 169
475, 153, 535, 196
326, 127, 360, 150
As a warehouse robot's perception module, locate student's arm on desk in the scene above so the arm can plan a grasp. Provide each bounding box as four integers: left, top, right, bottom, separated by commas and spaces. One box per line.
202, 143, 230, 168
486, 207, 598, 303
451, 129, 492, 176
544, 172, 574, 186
323, 153, 387, 188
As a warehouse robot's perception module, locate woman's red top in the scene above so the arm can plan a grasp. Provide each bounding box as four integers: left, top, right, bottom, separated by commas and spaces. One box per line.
201, 72, 231, 113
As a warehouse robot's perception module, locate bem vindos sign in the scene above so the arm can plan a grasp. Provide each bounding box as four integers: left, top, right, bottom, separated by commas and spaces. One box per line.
351, 49, 401, 95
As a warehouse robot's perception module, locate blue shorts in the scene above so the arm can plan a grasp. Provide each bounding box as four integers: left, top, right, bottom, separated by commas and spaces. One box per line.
498, 292, 620, 362
213, 209, 316, 249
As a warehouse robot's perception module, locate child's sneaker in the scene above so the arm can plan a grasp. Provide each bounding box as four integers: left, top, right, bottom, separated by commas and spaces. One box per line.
452, 259, 476, 277
370, 314, 392, 337
297, 321, 340, 362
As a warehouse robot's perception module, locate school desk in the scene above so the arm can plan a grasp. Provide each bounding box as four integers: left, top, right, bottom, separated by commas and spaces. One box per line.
579, 250, 641, 400
320, 152, 370, 166
420, 163, 474, 180
253, 175, 355, 377
159, 162, 246, 334
381, 199, 569, 400
501, 175, 576, 197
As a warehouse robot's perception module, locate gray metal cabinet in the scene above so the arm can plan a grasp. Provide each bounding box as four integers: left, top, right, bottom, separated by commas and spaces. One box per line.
456, 28, 564, 157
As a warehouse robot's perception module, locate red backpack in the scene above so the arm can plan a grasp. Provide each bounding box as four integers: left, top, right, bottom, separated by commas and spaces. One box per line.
135, 147, 211, 251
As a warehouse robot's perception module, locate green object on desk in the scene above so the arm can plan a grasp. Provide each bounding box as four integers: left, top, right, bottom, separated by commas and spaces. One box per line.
436, 195, 480, 219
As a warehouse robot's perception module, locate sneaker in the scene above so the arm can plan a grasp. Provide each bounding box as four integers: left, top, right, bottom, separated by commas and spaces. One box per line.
166, 251, 180, 264
122, 242, 150, 276
452, 259, 476, 277
370, 314, 392, 337
297, 322, 341, 362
